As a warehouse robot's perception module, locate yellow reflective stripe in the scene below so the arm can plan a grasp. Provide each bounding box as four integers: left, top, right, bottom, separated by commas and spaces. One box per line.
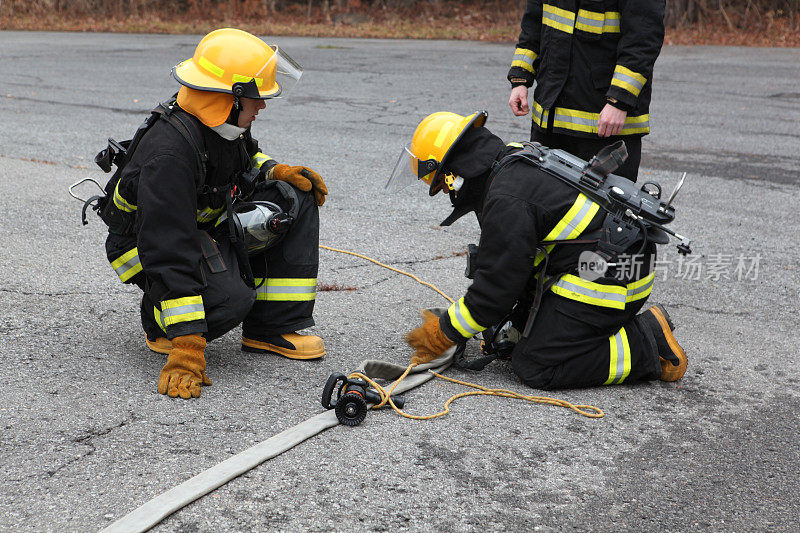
433, 121, 455, 149
625, 271, 655, 302
255, 278, 317, 301
553, 107, 650, 135
543, 4, 575, 34
199, 56, 224, 78
507, 142, 524, 148
611, 65, 647, 97
446, 297, 485, 339
251, 152, 273, 169
196, 206, 225, 224
161, 296, 205, 326
511, 47, 538, 73
604, 327, 631, 385
544, 194, 600, 241
113, 181, 137, 213
575, 9, 604, 33
232, 74, 263, 87
153, 306, 167, 333
531, 100, 549, 127
110, 247, 142, 282
551, 274, 627, 309
603, 12, 621, 32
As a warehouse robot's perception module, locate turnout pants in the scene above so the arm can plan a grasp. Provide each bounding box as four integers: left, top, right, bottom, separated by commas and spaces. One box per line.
531, 128, 642, 182
511, 291, 662, 390
141, 187, 319, 342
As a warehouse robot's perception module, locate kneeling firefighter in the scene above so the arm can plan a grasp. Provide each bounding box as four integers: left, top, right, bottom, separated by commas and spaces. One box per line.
387, 111, 688, 390
95, 29, 328, 399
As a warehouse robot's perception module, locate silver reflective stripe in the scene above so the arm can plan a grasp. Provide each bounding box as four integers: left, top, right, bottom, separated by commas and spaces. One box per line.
162, 303, 204, 323
613, 70, 644, 93
621, 117, 650, 133
575, 11, 603, 33
543, 4, 575, 33
607, 329, 629, 384
547, 198, 595, 241
114, 254, 140, 280
626, 275, 654, 301
553, 277, 627, 307
554, 109, 597, 131
452, 299, 483, 337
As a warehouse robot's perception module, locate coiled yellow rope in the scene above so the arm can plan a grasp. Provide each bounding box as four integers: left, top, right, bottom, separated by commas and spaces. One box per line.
319, 245, 604, 419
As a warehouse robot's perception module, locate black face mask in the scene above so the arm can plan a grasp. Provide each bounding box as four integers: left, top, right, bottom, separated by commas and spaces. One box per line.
227, 97, 243, 126
438, 126, 505, 227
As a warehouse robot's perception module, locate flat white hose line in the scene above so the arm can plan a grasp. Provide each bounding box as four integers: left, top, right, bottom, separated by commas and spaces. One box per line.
99, 349, 454, 533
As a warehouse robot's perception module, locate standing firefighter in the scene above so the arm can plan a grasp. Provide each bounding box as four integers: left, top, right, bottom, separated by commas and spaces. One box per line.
97, 29, 328, 399
508, 0, 665, 181
387, 111, 687, 390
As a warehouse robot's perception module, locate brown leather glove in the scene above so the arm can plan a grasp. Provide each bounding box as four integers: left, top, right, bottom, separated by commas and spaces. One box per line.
270, 164, 328, 206
406, 309, 456, 365
158, 334, 212, 399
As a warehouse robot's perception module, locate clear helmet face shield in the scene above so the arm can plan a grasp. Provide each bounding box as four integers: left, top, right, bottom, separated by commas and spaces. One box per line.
267, 46, 303, 98
385, 143, 439, 193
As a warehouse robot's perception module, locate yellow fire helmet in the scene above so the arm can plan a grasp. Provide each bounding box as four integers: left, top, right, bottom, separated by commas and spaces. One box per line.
386, 111, 487, 196
172, 28, 303, 99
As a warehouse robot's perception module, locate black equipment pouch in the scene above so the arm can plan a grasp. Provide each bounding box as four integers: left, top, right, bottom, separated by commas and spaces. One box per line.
87, 96, 208, 230
199, 231, 227, 274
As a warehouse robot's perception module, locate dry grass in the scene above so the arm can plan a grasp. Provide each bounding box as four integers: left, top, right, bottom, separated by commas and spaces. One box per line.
0, 2, 797, 46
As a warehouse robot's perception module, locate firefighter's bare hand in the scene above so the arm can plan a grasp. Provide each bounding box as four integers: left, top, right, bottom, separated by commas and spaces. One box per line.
158, 335, 212, 399
270, 164, 328, 206
598, 104, 627, 137
509, 86, 530, 116
406, 310, 456, 365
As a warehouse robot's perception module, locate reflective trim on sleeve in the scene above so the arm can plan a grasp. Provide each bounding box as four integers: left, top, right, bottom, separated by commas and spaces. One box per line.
255, 278, 317, 302
446, 297, 486, 340
251, 152, 274, 169
110, 247, 142, 282
543, 4, 575, 34
113, 181, 137, 213
511, 48, 538, 74
161, 296, 205, 326
604, 327, 631, 385
602, 12, 621, 32
196, 206, 225, 224
553, 106, 650, 135
611, 65, 647, 97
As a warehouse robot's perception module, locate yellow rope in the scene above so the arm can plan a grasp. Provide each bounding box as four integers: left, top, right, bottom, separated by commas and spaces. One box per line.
349, 366, 603, 419
319, 245, 454, 304
319, 245, 604, 420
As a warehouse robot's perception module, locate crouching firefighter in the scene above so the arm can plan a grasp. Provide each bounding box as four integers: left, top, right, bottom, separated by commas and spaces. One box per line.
386, 111, 690, 390
87, 29, 328, 399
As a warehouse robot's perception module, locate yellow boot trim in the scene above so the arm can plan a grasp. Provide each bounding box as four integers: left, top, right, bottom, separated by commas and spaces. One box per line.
241, 334, 325, 360
651, 308, 687, 382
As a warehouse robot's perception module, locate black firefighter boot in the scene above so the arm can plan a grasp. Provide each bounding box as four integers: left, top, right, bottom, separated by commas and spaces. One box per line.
639, 304, 688, 381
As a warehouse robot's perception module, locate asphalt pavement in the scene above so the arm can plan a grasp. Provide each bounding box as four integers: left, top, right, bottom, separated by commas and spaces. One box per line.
1, 31, 799, 532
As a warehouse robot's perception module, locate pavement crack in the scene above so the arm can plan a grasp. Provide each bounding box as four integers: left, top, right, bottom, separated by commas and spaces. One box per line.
47, 413, 135, 478
663, 302, 751, 317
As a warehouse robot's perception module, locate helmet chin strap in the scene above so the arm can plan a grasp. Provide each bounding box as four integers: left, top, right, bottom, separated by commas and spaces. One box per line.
227, 96, 242, 125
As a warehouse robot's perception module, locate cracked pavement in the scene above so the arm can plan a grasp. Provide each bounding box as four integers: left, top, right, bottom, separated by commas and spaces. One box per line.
1, 32, 799, 532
